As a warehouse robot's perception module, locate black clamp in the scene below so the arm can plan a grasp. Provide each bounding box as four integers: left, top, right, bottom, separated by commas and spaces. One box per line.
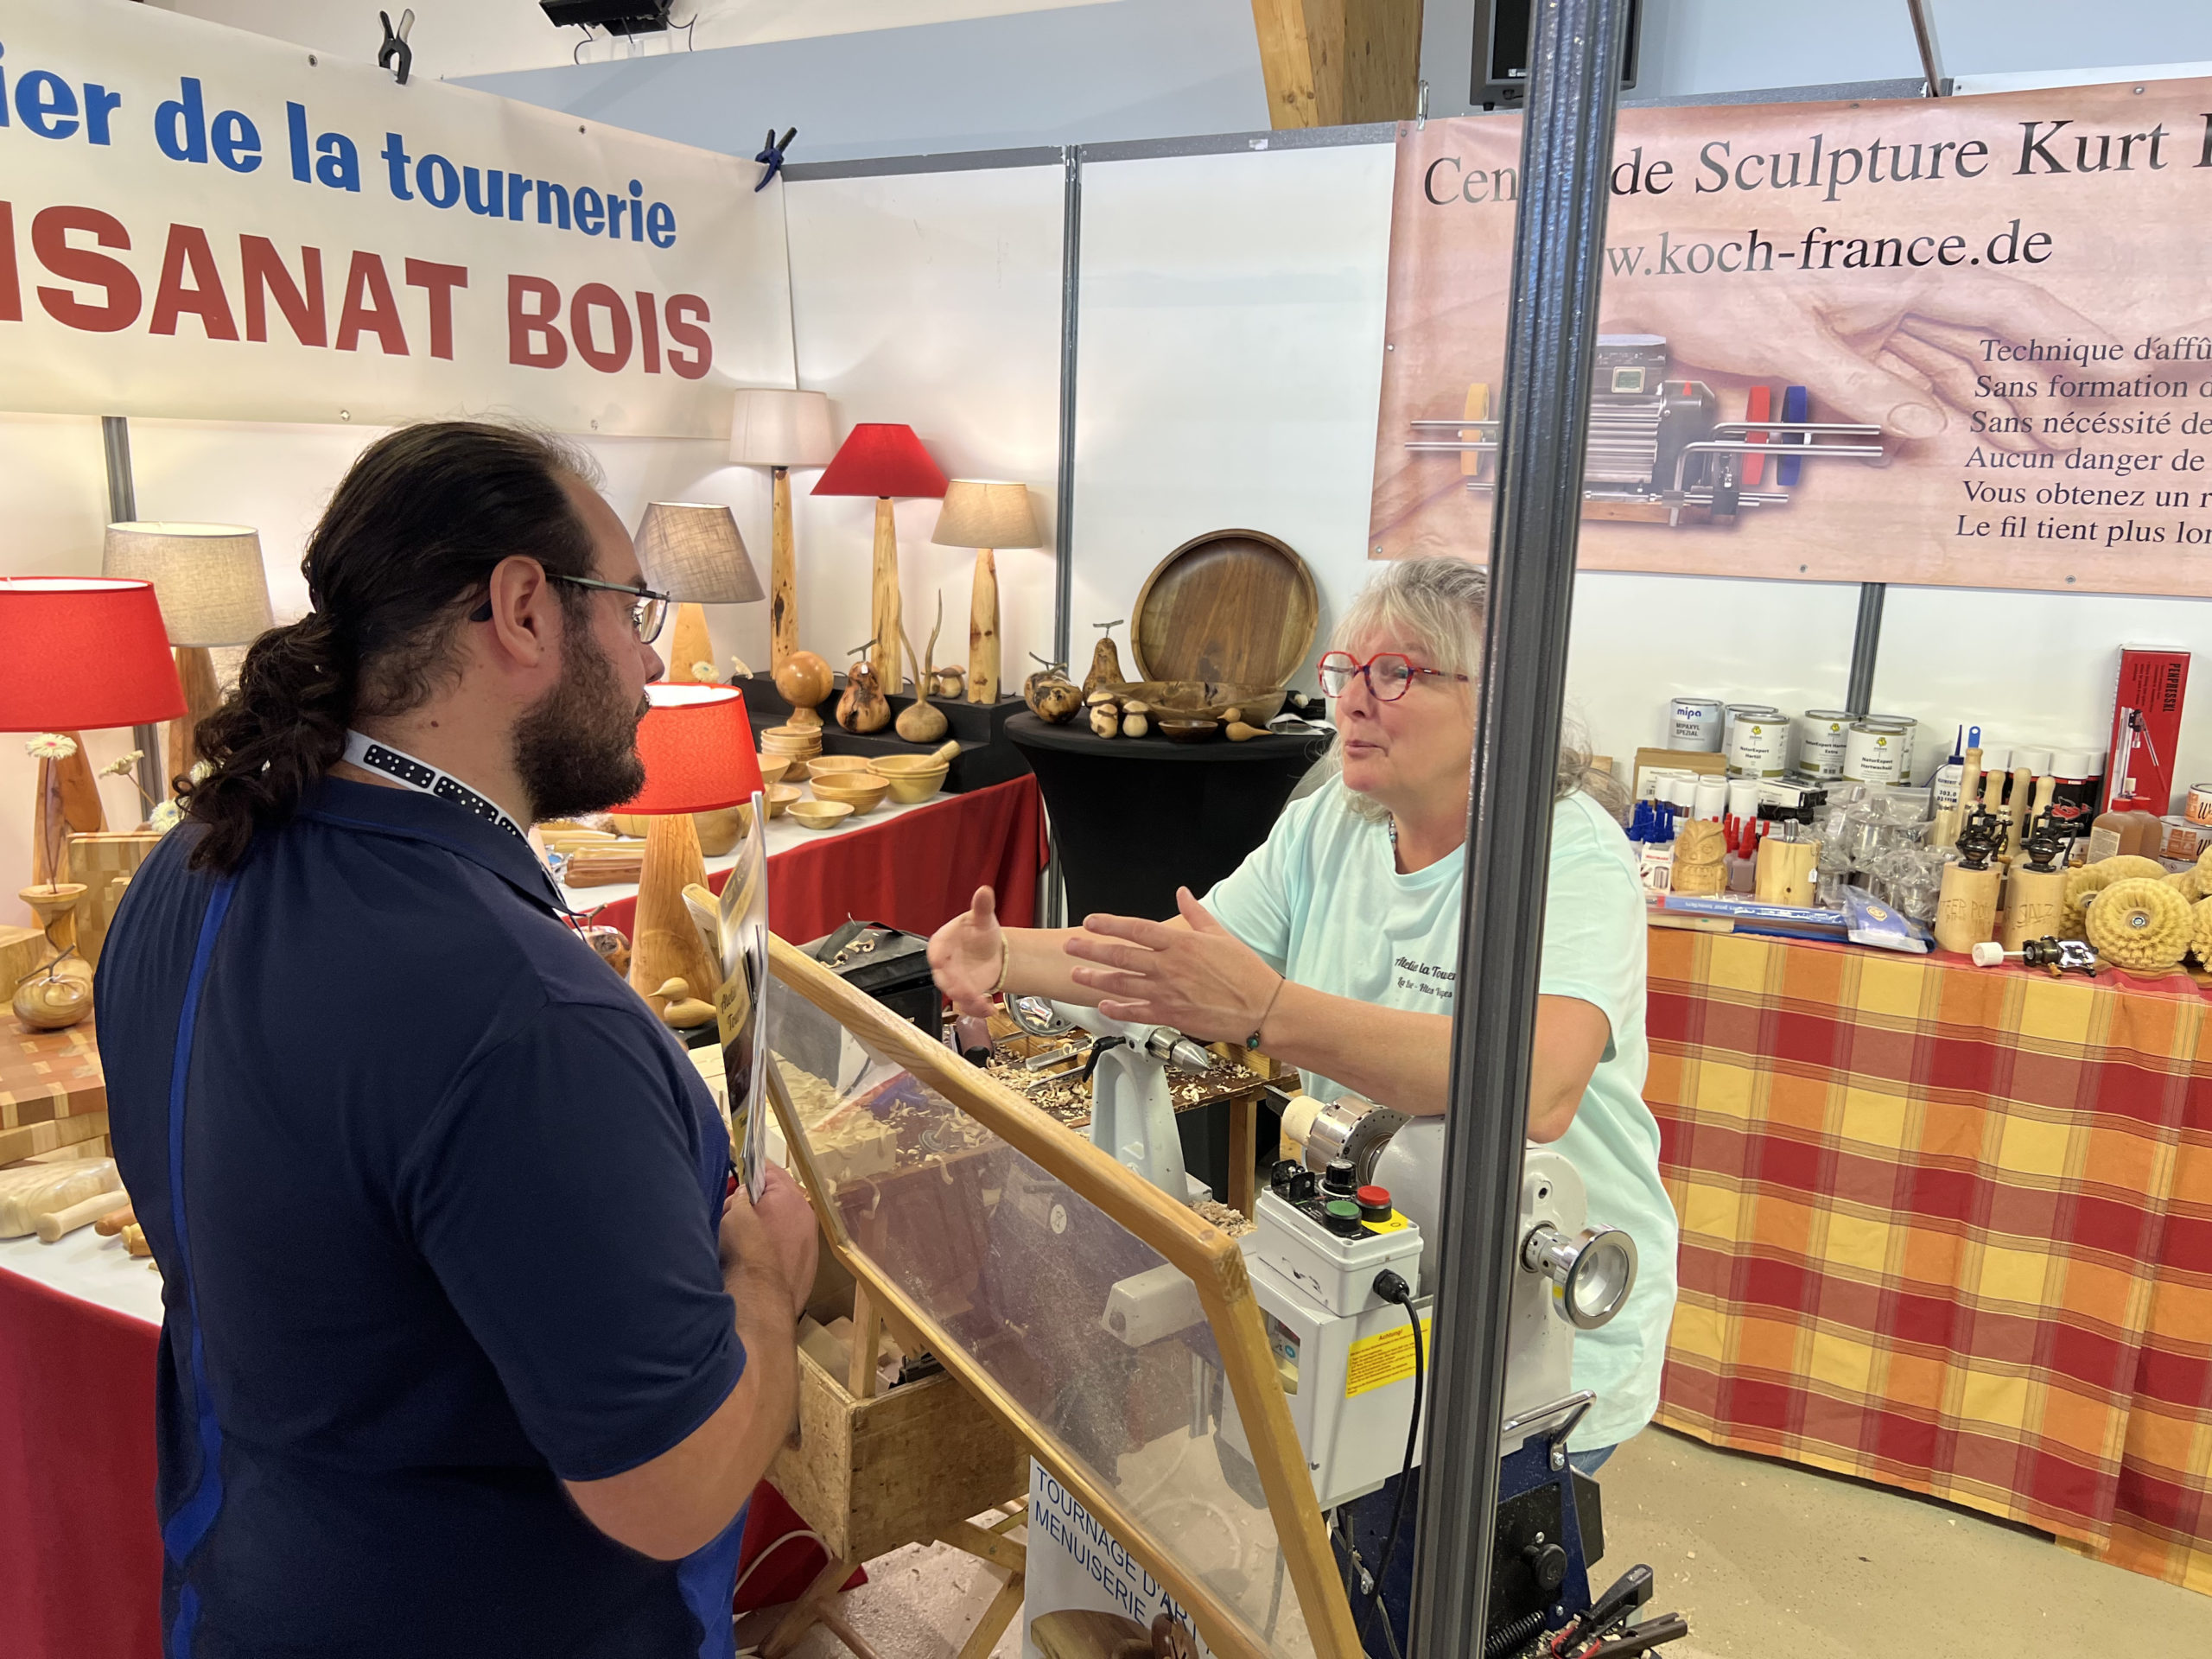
754, 126, 798, 192
378, 10, 415, 86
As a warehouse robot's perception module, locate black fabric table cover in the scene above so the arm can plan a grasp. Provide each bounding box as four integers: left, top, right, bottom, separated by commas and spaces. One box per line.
1007, 713, 1332, 923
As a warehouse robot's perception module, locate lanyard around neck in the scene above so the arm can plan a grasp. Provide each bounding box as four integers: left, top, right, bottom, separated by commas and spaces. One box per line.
340, 730, 529, 845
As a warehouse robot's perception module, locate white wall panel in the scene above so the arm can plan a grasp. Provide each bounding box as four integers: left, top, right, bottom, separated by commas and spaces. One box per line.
784, 166, 1066, 687
1071, 143, 1398, 690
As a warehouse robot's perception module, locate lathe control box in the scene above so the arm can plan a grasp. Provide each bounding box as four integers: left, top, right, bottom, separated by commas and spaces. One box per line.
1248, 1190, 1424, 1318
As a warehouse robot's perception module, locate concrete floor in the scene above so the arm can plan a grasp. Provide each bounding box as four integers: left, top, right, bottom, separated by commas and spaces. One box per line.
741, 1427, 2212, 1657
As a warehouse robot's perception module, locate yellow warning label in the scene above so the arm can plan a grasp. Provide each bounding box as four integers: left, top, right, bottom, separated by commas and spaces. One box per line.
1344, 1317, 1433, 1398
1361, 1209, 1412, 1236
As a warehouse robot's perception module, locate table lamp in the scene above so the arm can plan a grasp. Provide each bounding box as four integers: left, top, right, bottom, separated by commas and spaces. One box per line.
728, 388, 836, 674
616, 682, 762, 1019
931, 481, 1042, 705
633, 503, 764, 687
102, 522, 274, 787
0, 577, 185, 1029
810, 423, 948, 696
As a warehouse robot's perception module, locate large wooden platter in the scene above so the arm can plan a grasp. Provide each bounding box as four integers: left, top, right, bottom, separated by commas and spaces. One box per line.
1131, 530, 1319, 688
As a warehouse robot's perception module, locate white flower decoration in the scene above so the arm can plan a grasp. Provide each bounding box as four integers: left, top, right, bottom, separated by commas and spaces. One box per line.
188, 760, 213, 784
690, 660, 721, 683
99, 749, 147, 778
25, 734, 79, 762
149, 800, 182, 832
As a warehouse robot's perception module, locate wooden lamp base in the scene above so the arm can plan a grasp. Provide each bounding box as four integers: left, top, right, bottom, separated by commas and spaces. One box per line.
628, 812, 722, 1019
167, 645, 223, 790
770, 466, 798, 673
869, 497, 903, 696
667, 602, 716, 683
967, 548, 999, 705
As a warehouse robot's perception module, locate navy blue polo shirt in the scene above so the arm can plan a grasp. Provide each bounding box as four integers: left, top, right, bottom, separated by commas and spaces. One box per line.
96, 777, 746, 1659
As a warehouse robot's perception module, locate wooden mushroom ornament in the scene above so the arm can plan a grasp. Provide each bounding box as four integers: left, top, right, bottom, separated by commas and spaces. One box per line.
931, 664, 967, 700
894, 601, 950, 744
836, 642, 892, 734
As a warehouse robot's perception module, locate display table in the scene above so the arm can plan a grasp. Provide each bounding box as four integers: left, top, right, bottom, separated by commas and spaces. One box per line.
1645, 926, 2212, 1594
1005, 713, 1330, 922
571, 773, 1046, 943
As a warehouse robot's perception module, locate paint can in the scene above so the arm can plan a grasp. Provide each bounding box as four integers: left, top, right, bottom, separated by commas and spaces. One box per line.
1866, 714, 1920, 777
1843, 721, 1910, 785
1724, 709, 1788, 779
1796, 709, 1853, 779
2160, 817, 2207, 861
1668, 696, 1726, 753
2186, 781, 2212, 828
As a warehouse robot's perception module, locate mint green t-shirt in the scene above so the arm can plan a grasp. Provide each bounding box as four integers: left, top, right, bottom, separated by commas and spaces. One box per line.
1202, 780, 1678, 1451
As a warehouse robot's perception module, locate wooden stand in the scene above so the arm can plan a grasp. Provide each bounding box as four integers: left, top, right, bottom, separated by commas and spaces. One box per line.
770, 467, 798, 673
1935, 862, 2002, 954
166, 646, 223, 788
666, 603, 715, 683
29, 744, 105, 888
967, 548, 1000, 705
2000, 866, 2068, 951
627, 814, 721, 1018
869, 498, 903, 696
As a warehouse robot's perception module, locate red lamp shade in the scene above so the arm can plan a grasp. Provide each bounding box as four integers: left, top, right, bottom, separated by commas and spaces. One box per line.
0, 577, 186, 730
619, 683, 763, 815
810, 423, 949, 499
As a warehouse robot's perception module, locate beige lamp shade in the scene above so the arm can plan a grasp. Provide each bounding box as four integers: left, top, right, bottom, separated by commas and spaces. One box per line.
931, 480, 1042, 550
728, 388, 836, 468
100, 522, 274, 648
634, 502, 765, 606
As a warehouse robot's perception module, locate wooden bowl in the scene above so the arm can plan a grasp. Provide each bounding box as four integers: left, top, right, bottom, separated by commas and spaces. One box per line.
787, 799, 855, 831
880, 765, 948, 804
764, 783, 803, 819
1108, 680, 1288, 724
871, 753, 954, 776
756, 754, 791, 789
810, 773, 891, 815
805, 754, 878, 776
692, 804, 750, 857
1156, 716, 1220, 744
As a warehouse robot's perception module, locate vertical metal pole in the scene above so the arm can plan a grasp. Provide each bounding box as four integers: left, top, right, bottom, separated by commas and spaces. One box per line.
1410, 2, 1632, 1656
1052, 144, 1082, 671
102, 416, 166, 806
1845, 582, 1886, 716
1905, 0, 1948, 95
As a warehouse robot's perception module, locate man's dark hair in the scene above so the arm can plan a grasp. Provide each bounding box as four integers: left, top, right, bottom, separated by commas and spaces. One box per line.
182, 420, 601, 873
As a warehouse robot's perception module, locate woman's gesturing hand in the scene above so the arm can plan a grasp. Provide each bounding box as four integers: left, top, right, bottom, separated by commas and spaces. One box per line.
1063, 887, 1281, 1043
927, 886, 1004, 1019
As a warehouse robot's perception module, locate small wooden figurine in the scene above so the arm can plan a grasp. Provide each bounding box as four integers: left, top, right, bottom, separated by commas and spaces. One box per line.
652, 977, 718, 1029
774, 649, 835, 732
1083, 620, 1127, 698
1024, 658, 1082, 725
894, 601, 950, 744
837, 644, 892, 734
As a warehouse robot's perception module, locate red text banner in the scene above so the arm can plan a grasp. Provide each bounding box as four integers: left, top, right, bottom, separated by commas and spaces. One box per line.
1371, 80, 2212, 597
0, 1, 792, 437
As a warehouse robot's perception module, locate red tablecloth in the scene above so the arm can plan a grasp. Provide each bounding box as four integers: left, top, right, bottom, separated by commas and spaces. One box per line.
0, 1268, 163, 1659
588, 774, 1046, 944
0, 778, 1045, 1656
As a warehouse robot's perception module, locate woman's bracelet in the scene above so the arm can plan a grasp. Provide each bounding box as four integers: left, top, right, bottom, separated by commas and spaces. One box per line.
1244, 974, 1286, 1052
990, 934, 1012, 995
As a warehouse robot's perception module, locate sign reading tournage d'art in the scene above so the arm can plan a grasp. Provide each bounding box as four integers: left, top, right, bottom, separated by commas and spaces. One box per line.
1372, 79, 2212, 598
0, 0, 792, 437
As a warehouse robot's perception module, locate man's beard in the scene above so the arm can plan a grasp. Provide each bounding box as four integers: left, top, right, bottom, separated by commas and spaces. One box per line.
513, 626, 649, 823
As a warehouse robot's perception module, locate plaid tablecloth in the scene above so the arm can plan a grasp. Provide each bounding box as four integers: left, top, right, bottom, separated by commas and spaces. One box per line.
1644, 927, 2212, 1595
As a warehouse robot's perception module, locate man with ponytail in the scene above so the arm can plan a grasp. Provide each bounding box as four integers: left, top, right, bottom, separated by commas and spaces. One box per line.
94, 421, 816, 1658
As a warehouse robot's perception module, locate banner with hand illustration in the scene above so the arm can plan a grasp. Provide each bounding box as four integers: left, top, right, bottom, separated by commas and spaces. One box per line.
1371, 79, 2212, 598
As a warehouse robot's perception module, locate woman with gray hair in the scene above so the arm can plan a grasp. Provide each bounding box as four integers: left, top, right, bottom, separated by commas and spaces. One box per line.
930, 555, 1675, 1467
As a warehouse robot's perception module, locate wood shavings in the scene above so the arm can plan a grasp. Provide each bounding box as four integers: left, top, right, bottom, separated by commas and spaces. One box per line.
1191, 1198, 1255, 1237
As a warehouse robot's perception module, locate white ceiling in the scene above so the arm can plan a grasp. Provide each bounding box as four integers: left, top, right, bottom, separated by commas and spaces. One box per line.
152, 0, 1116, 79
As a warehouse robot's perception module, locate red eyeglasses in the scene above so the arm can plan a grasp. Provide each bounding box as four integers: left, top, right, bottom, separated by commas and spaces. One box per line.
1318, 651, 1469, 702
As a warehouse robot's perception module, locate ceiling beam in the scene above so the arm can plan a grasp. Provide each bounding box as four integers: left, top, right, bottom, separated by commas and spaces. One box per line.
1250, 0, 1425, 129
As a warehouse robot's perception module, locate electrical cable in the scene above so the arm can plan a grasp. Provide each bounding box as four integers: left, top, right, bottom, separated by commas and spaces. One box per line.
1359, 1270, 1423, 1659
732, 1527, 827, 1599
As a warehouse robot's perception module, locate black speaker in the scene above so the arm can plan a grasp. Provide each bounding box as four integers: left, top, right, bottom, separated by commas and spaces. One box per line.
1474, 0, 1642, 106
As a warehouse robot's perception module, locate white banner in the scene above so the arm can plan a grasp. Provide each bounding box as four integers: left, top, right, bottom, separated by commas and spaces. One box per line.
0, 1, 792, 437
